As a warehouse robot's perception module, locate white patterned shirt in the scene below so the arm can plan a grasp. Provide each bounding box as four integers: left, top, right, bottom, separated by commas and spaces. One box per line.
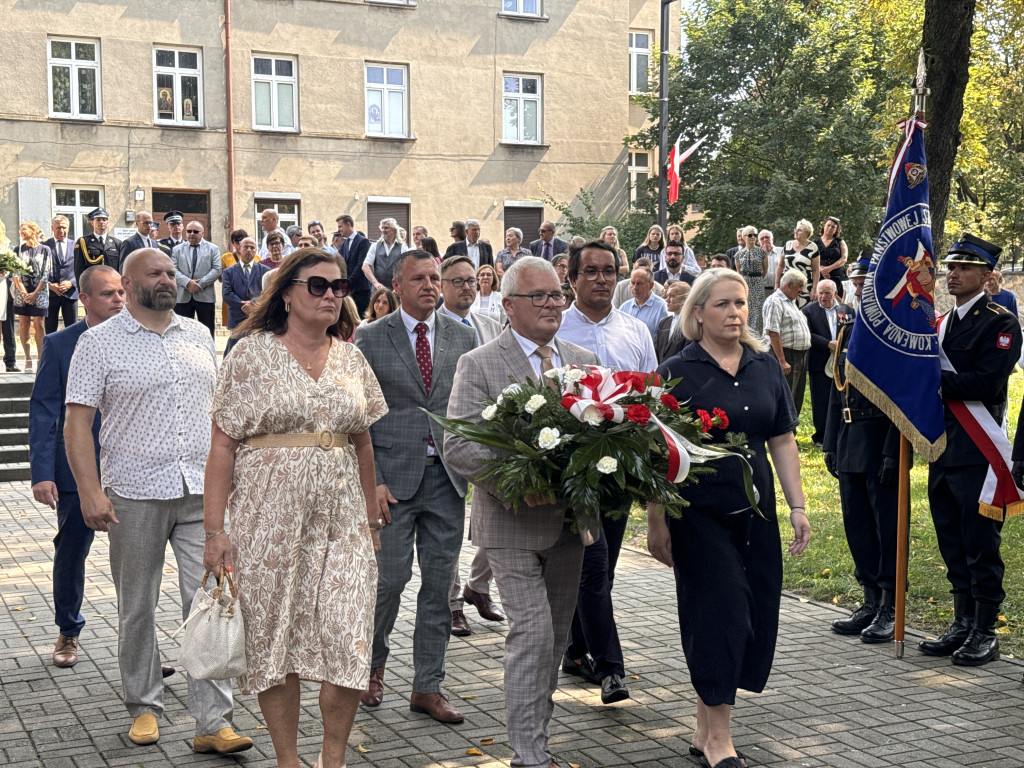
65, 308, 218, 500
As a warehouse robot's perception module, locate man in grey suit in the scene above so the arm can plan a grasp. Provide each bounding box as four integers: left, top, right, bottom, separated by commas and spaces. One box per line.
171, 221, 222, 336
437, 255, 505, 637
446, 256, 598, 768
353, 250, 477, 725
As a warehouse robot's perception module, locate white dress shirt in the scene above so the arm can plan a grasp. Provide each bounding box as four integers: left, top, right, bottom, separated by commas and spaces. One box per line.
510, 328, 563, 378
557, 302, 657, 373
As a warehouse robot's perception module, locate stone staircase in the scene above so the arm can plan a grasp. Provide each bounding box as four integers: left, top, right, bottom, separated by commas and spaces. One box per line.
0, 374, 33, 482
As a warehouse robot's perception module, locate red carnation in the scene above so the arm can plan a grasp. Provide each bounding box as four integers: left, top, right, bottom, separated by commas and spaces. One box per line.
660, 393, 680, 411
626, 404, 652, 425
697, 409, 713, 433
713, 407, 729, 429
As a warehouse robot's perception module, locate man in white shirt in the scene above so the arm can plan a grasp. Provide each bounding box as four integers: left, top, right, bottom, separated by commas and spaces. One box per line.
803, 279, 853, 446
759, 229, 784, 293
258, 209, 294, 259
444, 219, 494, 268
619, 266, 668, 340
557, 239, 657, 706
63, 248, 250, 755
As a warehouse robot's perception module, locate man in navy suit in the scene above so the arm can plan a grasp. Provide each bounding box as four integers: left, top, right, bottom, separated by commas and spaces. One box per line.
529, 221, 568, 261
337, 214, 372, 315
43, 215, 78, 334
221, 237, 269, 330
29, 265, 124, 668
444, 219, 494, 268
802, 280, 853, 446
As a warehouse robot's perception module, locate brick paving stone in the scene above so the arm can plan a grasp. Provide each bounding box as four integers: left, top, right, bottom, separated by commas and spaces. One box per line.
4, 479, 1024, 767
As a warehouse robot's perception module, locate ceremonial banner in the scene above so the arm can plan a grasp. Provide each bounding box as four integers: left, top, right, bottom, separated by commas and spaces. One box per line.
667, 135, 707, 205
846, 118, 946, 461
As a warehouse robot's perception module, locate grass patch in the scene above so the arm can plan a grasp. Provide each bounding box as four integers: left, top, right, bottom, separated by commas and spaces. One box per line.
624, 369, 1024, 657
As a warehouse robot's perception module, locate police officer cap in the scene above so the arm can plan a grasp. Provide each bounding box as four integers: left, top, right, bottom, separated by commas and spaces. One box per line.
88, 208, 109, 220
164, 210, 184, 224
848, 255, 871, 279
943, 232, 1001, 269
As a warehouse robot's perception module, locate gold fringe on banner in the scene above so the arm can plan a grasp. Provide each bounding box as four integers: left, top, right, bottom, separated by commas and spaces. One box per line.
846, 362, 947, 463
979, 503, 1004, 522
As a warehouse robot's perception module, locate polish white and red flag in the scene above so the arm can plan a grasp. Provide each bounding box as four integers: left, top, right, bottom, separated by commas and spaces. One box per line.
667, 134, 708, 204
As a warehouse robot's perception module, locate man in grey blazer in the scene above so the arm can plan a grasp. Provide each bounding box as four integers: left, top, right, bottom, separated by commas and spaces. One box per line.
437, 255, 504, 636
446, 256, 598, 768
354, 250, 477, 725
171, 221, 222, 336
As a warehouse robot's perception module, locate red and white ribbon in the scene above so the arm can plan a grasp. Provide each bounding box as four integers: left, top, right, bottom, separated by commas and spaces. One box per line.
559, 367, 662, 425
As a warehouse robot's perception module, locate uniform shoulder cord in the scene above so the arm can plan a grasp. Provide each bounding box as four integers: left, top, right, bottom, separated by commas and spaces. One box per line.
833, 323, 850, 393
78, 237, 103, 266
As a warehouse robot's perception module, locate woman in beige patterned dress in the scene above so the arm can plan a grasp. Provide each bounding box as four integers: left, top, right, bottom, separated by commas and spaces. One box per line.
203, 248, 387, 768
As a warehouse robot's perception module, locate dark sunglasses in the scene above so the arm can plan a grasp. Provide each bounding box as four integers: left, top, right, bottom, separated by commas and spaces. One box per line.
291, 276, 351, 298
186, 229, 202, 234
307, 220, 321, 228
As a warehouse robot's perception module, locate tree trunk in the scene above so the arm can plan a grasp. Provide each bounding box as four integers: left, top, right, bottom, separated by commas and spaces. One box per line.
921, 0, 977, 253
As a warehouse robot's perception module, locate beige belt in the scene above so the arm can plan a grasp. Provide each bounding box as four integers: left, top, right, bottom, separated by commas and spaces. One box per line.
243, 431, 348, 450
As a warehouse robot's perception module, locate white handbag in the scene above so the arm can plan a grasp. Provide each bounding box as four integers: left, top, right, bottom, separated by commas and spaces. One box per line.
174, 569, 247, 680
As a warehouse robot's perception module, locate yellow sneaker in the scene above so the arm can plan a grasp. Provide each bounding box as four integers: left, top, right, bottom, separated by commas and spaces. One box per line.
193, 727, 254, 754
128, 713, 159, 745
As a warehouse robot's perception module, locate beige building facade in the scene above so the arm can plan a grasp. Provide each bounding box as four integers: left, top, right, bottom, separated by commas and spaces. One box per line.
0, 0, 677, 247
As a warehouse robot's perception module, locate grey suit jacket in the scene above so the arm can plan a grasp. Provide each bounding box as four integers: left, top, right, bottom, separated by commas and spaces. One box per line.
171, 240, 222, 303
471, 311, 502, 345
445, 328, 599, 551
354, 309, 477, 501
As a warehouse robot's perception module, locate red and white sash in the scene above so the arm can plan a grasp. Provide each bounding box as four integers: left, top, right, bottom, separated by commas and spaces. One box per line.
937, 312, 1024, 520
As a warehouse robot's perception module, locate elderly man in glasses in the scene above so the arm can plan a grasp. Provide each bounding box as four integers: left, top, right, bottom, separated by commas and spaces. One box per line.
171, 221, 222, 337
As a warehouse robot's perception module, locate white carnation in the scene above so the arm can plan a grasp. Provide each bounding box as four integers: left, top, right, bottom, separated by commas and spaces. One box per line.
481, 404, 498, 421
565, 368, 585, 383
543, 367, 562, 380
524, 394, 547, 414
537, 427, 560, 450
596, 456, 618, 474
582, 406, 605, 427
502, 383, 522, 396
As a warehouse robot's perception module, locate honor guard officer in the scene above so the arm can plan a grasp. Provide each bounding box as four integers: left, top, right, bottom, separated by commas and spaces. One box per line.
159, 210, 185, 252
824, 256, 900, 642
923, 233, 1022, 666
74, 209, 122, 285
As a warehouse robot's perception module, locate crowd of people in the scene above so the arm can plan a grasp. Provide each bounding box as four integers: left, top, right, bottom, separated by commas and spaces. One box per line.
10, 202, 1023, 768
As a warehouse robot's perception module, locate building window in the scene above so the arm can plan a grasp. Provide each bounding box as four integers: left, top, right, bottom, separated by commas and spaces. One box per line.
154, 47, 203, 126
502, 74, 542, 144
629, 32, 651, 94
52, 186, 104, 240
501, 0, 541, 14
364, 64, 408, 138
48, 38, 101, 119
366, 200, 411, 239
252, 55, 297, 131
628, 150, 651, 206
254, 198, 300, 248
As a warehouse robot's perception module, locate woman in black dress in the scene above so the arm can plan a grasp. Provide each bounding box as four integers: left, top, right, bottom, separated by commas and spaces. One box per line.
648, 268, 810, 768
814, 216, 848, 299
12, 221, 53, 371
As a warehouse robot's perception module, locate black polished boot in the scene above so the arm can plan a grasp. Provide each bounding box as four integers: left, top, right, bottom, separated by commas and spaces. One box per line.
832, 586, 881, 635
952, 602, 1001, 666
919, 594, 974, 656
861, 590, 895, 643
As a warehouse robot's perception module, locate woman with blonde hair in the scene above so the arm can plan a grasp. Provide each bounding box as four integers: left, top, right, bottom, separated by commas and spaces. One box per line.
650, 267, 809, 768
471, 263, 504, 322
12, 221, 53, 371
633, 224, 666, 271
733, 225, 769, 335
601, 226, 631, 275
775, 219, 819, 308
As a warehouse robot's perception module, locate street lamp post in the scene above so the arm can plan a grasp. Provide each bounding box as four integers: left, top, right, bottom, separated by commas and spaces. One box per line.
658, 0, 678, 232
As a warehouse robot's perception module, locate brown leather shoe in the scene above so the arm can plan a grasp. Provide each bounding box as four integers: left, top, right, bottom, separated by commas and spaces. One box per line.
161, 665, 176, 679
52, 634, 79, 667
409, 691, 464, 724
451, 610, 472, 636
360, 666, 385, 707
193, 726, 254, 754
463, 586, 505, 622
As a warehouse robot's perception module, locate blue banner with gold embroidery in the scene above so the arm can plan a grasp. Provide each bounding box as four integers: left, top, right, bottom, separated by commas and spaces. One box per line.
846, 118, 946, 461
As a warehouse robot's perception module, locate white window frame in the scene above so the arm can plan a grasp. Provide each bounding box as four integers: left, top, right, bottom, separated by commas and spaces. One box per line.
629, 31, 652, 95
47, 37, 102, 120
501, 0, 542, 16
153, 46, 204, 126
364, 63, 409, 138
628, 150, 652, 206
251, 54, 298, 132
52, 185, 105, 241
502, 73, 543, 145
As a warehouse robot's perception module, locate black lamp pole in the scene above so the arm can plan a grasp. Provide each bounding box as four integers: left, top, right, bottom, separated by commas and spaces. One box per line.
658, 0, 677, 231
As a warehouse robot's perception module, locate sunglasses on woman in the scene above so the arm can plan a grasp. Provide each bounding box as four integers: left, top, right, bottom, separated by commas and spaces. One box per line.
291, 276, 352, 298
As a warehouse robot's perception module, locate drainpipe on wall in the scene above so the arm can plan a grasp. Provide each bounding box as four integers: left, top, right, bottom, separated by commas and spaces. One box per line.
224, 0, 236, 233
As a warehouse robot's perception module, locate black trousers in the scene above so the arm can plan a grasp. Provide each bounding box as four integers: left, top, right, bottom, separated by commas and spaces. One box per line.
352, 289, 372, 318
838, 470, 898, 591
175, 299, 216, 337
45, 293, 79, 334
808, 369, 831, 443
928, 463, 1004, 605
783, 347, 808, 415
2, 281, 15, 366
565, 502, 630, 679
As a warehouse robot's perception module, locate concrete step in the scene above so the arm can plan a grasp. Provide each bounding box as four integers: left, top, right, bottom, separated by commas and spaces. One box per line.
0, 397, 30, 415
0, 445, 29, 464
0, 377, 34, 398
0, 413, 28, 430
0, 429, 26, 447
0, 462, 30, 482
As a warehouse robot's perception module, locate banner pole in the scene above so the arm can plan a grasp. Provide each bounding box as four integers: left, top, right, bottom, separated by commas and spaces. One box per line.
895, 434, 912, 658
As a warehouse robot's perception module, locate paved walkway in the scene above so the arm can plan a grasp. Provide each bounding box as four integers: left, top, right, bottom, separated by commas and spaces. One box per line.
2, 479, 1024, 768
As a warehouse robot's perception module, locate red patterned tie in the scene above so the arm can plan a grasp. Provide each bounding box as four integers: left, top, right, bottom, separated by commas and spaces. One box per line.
415, 322, 434, 447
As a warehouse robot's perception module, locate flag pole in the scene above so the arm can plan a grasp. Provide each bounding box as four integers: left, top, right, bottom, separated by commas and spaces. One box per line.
894, 49, 931, 660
